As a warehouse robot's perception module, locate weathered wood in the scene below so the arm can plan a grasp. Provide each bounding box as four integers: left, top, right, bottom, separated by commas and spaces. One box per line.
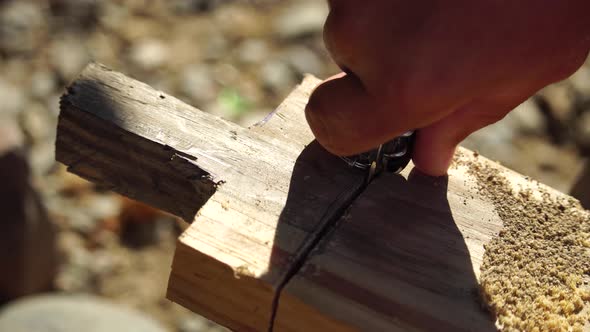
56, 63, 367, 331
57, 64, 589, 332
274, 152, 590, 332
274, 157, 503, 332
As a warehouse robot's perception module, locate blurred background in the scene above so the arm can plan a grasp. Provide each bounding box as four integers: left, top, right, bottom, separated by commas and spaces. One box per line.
0, 1, 588, 331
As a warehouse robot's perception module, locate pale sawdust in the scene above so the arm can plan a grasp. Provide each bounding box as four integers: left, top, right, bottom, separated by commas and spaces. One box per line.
460, 150, 590, 332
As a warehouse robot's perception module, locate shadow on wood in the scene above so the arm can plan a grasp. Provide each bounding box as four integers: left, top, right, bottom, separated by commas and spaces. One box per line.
270, 146, 497, 331
56, 64, 502, 331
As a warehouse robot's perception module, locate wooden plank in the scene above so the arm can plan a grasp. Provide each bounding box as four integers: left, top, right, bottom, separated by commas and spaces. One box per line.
273, 156, 501, 332
275, 150, 590, 332
56, 63, 368, 331
57, 63, 589, 332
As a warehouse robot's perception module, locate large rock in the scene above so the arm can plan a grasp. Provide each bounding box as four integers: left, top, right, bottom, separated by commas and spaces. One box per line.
274, 1, 328, 40
0, 1, 46, 54
0, 120, 56, 300
0, 294, 166, 332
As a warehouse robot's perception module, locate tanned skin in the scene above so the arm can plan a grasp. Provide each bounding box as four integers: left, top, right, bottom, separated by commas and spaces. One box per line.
307, 1, 590, 175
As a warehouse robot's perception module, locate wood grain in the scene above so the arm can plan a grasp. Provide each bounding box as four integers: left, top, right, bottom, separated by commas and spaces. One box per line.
58, 64, 587, 332
274, 154, 504, 331
56, 63, 368, 331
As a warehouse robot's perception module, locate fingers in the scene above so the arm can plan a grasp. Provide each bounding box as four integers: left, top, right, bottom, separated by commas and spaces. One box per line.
412, 98, 517, 176
305, 73, 403, 155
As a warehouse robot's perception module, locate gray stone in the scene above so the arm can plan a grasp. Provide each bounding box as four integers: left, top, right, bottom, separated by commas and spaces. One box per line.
506, 98, 545, 135
29, 142, 57, 176
575, 110, 590, 150
236, 39, 269, 65
212, 63, 239, 86
569, 64, 590, 96
177, 315, 209, 332
81, 194, 122, 222
48, 0, 99, 29
54, 245, 94, 292
274, 1, 328, 39
49, 36, 90, 80
30, 71, 58, 100
21, 103, 56, 144
129, 39, 170, 71
260, 60, 295, 94
0, 78, 27, 117
570, 162, 590, 209
180, 65, 217, 104
66, 207, 99, 235
0, 294, 167, 332
170, 0, 227, 13
0, 118, 23, 155
177, 314, 229, 332
285, 46, 323, 76
0, 1, 46, 54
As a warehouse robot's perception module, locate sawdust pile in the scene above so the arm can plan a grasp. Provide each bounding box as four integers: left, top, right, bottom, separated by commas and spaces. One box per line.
464, 152, 590, 331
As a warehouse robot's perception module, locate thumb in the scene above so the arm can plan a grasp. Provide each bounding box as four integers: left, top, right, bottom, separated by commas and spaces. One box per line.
305, 73, 405, 155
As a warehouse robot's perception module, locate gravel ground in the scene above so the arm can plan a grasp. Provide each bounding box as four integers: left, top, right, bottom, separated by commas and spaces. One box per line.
0, 1, 589, 331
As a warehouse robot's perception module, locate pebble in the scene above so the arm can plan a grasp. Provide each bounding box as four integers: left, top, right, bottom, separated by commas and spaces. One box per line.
212, 63, 239, 86
570, 163, 590, 209
274, 1, 328, 39
260, 59, 295, 94
49, 36, 91, 80
48, 0, 99, 30
0, 294, 167, 332
537, 83, 576, 123
0, 1, 46, 54
507, 98, 545, 135
180, 65, 218, 104
30, 71, 58, 100
0, 118, 23, 154
29, 141, 57, 176
81, 194, 122, 222
177, 315, 229, 332
46, 93, 63, 117
55, 243, 94, 292
129, 39, 170, 70
177, 315, 209, 332
170, 0, 227, 13
575, 111, 590, 150
21, 103, 56, 144
285, 45, 324, 76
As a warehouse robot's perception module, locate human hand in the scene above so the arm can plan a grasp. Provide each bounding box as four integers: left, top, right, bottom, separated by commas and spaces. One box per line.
306, 1, 590, 175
